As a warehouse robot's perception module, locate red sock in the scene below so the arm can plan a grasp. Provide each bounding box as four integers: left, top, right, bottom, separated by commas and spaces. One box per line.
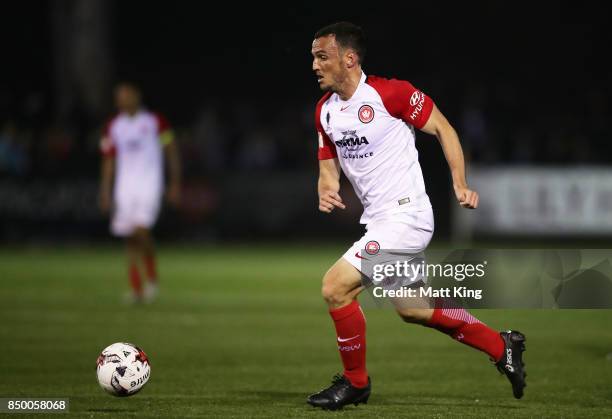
427, 307, 504, 362
144, 255, 157, 282
129, 264, 143, 295
329, 300, 368, 388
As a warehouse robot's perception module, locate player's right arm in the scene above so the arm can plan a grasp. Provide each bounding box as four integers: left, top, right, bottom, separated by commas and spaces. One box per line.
318, 158, 346, 213
315, 94, 345, 213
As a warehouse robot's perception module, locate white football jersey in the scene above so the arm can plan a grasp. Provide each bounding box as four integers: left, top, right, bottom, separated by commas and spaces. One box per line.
316, 72, 434, 224
101, 110, 170, 197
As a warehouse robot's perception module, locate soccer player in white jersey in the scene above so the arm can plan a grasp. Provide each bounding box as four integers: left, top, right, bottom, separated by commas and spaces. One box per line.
99, 82, 181, 303
307, 22, 526, 410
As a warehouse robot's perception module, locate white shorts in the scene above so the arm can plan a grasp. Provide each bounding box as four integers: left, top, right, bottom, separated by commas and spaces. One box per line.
111, 190, 161, 237
343, 208, 434, 274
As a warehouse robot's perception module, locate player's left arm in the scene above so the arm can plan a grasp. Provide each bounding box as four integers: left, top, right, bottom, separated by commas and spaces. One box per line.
420, 105, 478, 209
161, 130, 182, 207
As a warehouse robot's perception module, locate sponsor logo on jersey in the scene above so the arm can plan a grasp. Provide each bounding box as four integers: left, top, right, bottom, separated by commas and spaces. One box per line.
335, 130, 374, 160
125, 138, 142, 151
358, 104, 375, 123
409, 91, 426, 121
335, 130, 369, 151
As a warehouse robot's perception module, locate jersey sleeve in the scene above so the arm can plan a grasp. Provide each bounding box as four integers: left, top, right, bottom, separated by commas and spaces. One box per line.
154, 112, 175, 145
315, 93, 337, 160
99, 117, 117, 157
367, 76, 434, 129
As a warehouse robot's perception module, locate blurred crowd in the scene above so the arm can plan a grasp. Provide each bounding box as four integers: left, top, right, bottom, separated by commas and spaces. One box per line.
0, 95, 319, 180
1, 83, 610, 180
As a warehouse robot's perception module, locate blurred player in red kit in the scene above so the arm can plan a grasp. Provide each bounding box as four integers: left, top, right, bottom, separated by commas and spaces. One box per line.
99, 82, 181, 303
307, 22, 526, 410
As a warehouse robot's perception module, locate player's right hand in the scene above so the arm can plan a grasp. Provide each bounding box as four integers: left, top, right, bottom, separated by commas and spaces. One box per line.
318, 191, 346, 213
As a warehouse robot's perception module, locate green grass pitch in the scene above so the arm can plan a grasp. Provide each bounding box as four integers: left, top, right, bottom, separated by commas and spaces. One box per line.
1, 245, 611, 418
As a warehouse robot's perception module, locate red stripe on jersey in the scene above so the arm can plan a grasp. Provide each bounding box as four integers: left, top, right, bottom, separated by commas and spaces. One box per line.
366, 76, 434, 129
154, 112, 171, 135
100, 114, 118, 157
314, 92, 337, 160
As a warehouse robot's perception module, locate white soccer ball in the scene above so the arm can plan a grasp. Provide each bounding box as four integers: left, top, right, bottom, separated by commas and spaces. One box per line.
96, 342, 151, 396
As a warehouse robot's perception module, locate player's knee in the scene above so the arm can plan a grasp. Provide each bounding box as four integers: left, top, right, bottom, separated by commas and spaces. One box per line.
133, 227, 149, 241
321, 270, 350, 306
396, 307, 430, 325
126, 234, 139, 247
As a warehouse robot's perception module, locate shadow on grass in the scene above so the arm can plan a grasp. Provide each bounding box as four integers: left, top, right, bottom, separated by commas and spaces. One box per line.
236, 391, 525, 412
237, 390, 306, 400
87, 408, 137, 413
374, 395, 524, 410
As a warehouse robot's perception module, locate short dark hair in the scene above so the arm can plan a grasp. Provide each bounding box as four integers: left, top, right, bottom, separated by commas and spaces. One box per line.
115, 81, 141, 94
314, 22, 366, 64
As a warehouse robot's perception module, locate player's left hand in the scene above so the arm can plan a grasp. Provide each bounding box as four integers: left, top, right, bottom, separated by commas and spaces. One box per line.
166, 183, 181, 207
454, 185, 479, 209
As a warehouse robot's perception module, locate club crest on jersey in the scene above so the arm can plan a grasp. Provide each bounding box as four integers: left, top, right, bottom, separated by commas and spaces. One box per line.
365, 240, 380, 255
358, 105, 375, 124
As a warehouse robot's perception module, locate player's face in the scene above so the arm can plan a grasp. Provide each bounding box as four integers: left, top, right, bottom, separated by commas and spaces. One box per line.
311, 35, 348, 92
115, 85, 141, 114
